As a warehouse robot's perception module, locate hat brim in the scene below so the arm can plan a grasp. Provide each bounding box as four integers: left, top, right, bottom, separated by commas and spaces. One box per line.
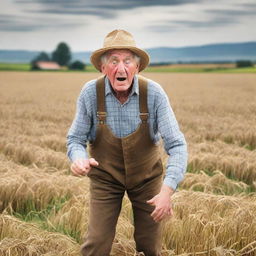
90, 46, 150, 72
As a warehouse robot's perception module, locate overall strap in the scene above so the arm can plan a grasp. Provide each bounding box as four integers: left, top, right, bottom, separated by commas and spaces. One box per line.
138, 75, 149, 123
96, 76, 107, 124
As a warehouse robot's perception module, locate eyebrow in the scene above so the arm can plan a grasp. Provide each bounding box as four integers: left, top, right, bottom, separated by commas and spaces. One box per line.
109, 55, 133, 60
109, 56, 119, 60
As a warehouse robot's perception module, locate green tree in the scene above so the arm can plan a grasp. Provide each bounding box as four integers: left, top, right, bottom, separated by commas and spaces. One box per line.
69, 60, 86, 70
33, 51, 50, 62
236, 60, 253, 68
30, 51, 51, 70
52, 42, 72, 66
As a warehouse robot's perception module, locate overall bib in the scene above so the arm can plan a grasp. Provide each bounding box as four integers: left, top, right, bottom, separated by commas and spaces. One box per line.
81, 76, 163, 256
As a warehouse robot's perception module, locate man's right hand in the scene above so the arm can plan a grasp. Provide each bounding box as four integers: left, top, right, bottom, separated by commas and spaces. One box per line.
71, 158, 99, 176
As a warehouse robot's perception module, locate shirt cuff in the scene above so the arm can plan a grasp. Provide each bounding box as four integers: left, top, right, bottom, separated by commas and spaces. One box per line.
163, 177, 178, 191
68, 150, 89, 162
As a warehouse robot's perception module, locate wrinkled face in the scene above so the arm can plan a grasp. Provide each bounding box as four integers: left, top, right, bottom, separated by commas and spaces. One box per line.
101, 49, 139, 93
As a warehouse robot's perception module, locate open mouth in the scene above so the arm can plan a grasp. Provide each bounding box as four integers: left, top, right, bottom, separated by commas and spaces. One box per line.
116, 77, 126, 81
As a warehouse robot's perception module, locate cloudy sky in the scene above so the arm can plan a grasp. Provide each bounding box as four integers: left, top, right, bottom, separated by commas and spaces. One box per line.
1, 0, 256, 52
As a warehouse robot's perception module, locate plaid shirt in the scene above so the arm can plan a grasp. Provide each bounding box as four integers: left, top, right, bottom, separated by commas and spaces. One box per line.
67, 75, 188, 190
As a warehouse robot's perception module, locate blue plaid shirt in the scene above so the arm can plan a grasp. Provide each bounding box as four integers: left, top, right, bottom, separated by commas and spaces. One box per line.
67, 75, 188, 190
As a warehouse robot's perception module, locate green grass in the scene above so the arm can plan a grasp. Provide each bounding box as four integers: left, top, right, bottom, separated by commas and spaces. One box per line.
145, 67, 207, 73
0, 62, 97, 72
212, 67, 256, 73
11, 195, 82, 242
11, 196, 70, 219
85, 65, 97, 72
0, 62, 30, 71
1, 62, 255, 73
144, 66, 256, 73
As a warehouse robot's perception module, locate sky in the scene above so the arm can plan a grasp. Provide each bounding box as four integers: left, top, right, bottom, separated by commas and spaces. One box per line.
1, 0, 256, 52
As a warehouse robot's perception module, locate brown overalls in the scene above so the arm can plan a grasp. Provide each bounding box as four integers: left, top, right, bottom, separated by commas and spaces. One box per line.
81, 76, 163, 256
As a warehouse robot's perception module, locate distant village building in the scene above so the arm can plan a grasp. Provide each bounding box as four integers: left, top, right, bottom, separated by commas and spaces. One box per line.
32, 61, 61, 70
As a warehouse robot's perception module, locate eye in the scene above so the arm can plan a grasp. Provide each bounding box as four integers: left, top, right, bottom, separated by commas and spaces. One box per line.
112, 60, 118, 65
124, 59, 131, 64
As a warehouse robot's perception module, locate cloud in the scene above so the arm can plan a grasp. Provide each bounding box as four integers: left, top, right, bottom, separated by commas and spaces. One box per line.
1, 0, 255, 50
145, 2, 256, 33
34, 8, 114, 19
15, 0, 203, 18
206, 9, 256, 17
1, 0, 204, 33
0, 14, 84, 32
171, 17, 234, 28
6, 0, 255, 33
236, 2, 256, 9
0, 14, 46, 31
145, 16, 234, 33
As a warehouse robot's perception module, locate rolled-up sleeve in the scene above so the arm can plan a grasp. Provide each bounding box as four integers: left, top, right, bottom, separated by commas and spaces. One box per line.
156, 90, 188, 191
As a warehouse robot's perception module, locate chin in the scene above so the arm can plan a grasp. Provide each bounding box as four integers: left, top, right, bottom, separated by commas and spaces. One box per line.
114, 83, 130, 90
115, 87, 129, 92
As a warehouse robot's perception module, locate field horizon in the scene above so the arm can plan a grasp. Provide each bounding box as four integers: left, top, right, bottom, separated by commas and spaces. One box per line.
0, 62, 256, 73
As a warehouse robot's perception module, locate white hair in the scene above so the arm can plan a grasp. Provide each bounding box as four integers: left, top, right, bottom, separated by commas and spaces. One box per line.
100, 50, 140, 65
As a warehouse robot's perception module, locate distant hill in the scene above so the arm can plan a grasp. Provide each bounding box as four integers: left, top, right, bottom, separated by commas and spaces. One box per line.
148, 42, 256, 63
1, 41, 256, 64
0, 50, 40, 63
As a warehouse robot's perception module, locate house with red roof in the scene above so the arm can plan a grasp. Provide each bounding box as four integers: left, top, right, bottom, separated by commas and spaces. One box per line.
32, 61, 61, 70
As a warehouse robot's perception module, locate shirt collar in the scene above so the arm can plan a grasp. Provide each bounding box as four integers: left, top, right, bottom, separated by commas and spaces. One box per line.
105, 75, 139, 96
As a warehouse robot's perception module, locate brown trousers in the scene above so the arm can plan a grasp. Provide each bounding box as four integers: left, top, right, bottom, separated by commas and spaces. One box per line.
81, 76, 163, 256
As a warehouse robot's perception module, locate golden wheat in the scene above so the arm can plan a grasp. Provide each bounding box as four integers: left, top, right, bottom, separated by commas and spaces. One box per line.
164, 191, 256, 255
0, 214, 80, 256
180, 170, 251, 195
0, 71, 255, 255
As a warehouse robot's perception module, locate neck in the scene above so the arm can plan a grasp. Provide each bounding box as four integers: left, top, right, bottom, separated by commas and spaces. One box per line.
111, 82, 133, 104
114, 90, 130, 104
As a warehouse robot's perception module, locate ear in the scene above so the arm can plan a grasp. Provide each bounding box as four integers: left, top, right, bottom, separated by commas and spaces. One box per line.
135, 64, 139, 74
101, 63, 106, 74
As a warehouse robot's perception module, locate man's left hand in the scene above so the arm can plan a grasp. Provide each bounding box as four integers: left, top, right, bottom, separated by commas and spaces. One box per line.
147, 184, 174, 222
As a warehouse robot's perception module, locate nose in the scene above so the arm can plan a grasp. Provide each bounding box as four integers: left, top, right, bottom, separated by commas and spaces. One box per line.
117, 61, 126, 73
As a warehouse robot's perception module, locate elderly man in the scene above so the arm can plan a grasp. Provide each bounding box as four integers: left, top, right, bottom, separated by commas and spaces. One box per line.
67, 29, 187, 256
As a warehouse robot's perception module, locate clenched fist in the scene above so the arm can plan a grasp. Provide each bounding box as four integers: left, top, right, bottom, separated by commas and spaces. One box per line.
71, 158, 99, 176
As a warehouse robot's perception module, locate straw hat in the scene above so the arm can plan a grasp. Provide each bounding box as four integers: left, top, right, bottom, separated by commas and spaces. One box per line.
90, 29, 150, 72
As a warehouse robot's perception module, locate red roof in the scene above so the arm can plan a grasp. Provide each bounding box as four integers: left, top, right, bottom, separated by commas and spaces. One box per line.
35, 61, 61, 70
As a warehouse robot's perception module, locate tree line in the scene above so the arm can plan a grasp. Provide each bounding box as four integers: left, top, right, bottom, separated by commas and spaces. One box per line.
31, 42, 86, 70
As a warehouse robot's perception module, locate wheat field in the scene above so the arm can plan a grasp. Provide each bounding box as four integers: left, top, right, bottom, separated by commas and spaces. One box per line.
0, 71, 255, 256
